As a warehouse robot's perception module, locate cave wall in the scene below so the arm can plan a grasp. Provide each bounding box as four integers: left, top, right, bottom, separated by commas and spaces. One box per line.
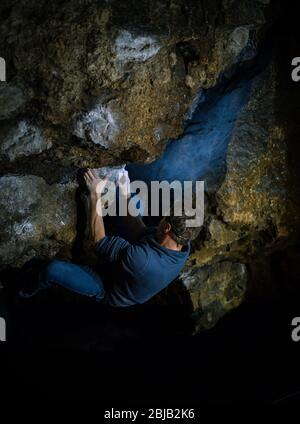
1, 0, 299, 332
0, 0, 269, 170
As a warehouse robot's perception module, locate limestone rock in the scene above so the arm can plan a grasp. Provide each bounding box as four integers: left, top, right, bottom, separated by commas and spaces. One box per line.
0, 84, 27, 120
73, 102, 121, 149
0, 175, 77, 269
0, 0, 269, 162
114, 30, 161, 63
0, 120, 52, 161
181, 261, 247, 333
217, 67, 288, 231
188, 64, 299, 273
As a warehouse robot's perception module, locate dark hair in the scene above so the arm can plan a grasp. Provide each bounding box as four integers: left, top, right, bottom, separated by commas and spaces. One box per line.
165, 203, 202, 244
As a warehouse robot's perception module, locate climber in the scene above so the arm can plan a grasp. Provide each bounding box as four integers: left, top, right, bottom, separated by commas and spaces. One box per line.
19, 169, 201, 306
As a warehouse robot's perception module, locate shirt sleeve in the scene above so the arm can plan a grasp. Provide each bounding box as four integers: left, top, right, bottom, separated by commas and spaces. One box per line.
95, 235, 131, 263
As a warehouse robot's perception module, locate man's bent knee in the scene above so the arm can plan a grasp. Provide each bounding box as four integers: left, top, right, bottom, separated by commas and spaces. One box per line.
45, 259, 65, 277
41, 260, 71, 287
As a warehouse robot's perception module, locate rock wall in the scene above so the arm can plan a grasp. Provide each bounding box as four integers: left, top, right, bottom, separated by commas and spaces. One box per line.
1, 0, 299, 333
178, 63, 300, 330
0, 175, 77, 269
0, 0, 268, 167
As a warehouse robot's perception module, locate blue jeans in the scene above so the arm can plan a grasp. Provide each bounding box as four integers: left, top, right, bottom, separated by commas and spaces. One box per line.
34, 260, 107, 301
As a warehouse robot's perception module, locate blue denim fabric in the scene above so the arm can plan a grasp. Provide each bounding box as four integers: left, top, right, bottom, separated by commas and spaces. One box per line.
36, 260, 106, 301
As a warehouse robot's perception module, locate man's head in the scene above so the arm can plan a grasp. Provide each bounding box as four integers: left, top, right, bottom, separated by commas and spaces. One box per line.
157, 207, 201, 246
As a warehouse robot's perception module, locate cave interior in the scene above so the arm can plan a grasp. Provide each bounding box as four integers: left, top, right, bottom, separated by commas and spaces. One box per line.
0, 0, 300, 404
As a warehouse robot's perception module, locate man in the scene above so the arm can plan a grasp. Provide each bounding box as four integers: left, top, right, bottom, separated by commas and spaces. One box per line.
20, 169, 200, 306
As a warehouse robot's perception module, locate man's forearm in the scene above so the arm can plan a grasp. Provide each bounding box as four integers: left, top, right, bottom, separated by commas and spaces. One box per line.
89, 193, 105, 244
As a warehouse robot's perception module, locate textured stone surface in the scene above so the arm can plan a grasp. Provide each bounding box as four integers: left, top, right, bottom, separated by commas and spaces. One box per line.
73, 102, 121, 149
0, 0, 268, 165
1, 0, 297, 335
188, 65, 300, 272
181, 261, 247, 333
217, 68, 286, 228
115, 30, 161, 63
0, 175, 77, 269
0, 120, 52, 160
0, 84, 27, 120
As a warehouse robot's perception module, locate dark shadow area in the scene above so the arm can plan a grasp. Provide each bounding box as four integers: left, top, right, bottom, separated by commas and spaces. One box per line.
1, 240, 300, 405
1, 284, 300, 405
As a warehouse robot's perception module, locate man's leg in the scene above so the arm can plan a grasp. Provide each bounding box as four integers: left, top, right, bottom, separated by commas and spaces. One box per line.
20, 260, 106, 301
